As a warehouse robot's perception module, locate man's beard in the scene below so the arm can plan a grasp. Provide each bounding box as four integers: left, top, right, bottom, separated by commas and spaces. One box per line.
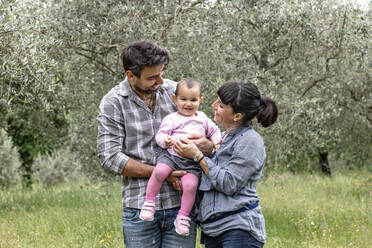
134, 84, 157, 95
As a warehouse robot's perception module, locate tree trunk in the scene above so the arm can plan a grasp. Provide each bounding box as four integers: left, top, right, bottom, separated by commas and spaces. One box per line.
318, 150, 331, 176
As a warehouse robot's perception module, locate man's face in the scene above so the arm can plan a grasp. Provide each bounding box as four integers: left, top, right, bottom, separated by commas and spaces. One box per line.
127, 65, 165, 95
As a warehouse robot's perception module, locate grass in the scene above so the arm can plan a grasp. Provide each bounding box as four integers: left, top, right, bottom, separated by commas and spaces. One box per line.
260, 171, 372, 247
1, 171, 371, 248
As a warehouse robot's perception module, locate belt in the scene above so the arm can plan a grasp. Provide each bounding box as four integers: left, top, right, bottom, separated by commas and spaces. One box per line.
201, 201, 259, 224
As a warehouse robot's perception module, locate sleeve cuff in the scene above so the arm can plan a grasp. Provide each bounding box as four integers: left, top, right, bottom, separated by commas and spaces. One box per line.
199, 173, 212, 191
198, 157, 216, 191
112, 153, 129, 175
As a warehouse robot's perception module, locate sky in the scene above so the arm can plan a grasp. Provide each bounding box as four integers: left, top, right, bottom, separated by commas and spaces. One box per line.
343, 0, 370, 9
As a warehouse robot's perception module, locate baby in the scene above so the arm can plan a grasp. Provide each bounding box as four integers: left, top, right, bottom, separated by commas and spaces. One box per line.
140, 78, 221, 236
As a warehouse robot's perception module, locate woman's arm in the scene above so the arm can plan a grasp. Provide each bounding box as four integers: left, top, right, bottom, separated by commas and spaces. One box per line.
175, 133, 265, 195
198, 157, 210, 178
209, 136, 265, 195
174, 137, 210, 177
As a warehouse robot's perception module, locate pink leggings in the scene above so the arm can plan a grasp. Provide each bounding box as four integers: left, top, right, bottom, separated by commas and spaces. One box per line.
145, 163, 199, 217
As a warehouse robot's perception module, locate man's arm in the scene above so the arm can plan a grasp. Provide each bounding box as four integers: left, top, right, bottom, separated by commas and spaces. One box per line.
122, 158, 185, 191
97, 95, 132, 175
121, 158, 153, 177
97, 89, 185, 189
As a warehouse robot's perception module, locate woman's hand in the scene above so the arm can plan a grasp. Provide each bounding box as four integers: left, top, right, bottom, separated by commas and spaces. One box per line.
175, 136, 211, 178
187, 133, 214, 156
174, 137, 200, 160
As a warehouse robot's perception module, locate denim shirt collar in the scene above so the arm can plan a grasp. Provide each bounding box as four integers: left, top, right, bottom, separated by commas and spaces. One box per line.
222, 126, 252, 143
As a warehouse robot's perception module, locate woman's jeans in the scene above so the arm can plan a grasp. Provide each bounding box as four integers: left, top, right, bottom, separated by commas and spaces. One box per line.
122, 207, 197, 248
203, 229, 264, 248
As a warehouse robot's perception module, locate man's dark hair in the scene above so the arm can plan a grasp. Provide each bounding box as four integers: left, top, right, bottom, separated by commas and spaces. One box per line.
121, 40, 170, 77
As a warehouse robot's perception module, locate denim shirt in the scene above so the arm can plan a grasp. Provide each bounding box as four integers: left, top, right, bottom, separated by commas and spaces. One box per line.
198, 126, 267, 243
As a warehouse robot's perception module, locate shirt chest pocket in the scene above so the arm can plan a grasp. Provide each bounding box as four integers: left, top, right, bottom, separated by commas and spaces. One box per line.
124, 109, 157, 137
216, 146, 235, 168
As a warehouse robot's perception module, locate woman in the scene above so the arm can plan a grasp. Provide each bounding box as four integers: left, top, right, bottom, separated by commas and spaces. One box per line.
174, 81, 278, 247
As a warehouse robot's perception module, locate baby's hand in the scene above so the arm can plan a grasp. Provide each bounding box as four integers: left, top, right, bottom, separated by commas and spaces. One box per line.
165, 136, 174, 147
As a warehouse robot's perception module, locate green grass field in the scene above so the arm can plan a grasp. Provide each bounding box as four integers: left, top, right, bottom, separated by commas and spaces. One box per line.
1, 171, 371, 248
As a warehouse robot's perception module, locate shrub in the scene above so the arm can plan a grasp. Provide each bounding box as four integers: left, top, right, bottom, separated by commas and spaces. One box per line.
0, 129, 22, 188
32, 148, 85, 187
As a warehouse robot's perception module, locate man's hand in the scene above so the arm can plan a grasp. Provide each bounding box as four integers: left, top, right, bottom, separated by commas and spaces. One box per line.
187, 133, 214, 156
166, 170, 187, 191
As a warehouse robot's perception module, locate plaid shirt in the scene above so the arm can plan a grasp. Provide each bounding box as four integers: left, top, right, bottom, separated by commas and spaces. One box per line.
97, 78, 180, 210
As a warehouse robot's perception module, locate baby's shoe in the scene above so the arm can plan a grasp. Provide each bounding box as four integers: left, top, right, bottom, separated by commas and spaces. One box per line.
174, 214, 191, 236
139, 201, 155, 221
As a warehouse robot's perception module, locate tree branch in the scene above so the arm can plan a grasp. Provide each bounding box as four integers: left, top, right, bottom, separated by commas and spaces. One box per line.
324, 10, 347, 70
367, 106, 372, 123
232, 5, 257, 30
301, 11, 347, 98
250, 52, 259, 65
349, 89, 359, 102
160, 0, 206, 41
264, 41, 293, 72
186, 0, 204, 9
74, 51, 115, 74
70, 45, 106, 56
301, 77, 328, 98
243, 19, 258, 30
0, 30, 16, 35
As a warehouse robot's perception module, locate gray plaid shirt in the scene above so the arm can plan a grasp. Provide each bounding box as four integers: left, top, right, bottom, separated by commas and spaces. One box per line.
97, 78, 180, 210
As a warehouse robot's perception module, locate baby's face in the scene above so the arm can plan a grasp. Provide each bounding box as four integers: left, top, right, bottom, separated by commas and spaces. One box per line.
173, 84, 202, 117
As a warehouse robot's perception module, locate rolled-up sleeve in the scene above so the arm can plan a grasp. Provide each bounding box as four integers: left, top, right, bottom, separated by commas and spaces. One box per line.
199, 157, 215, 191
97, 97, 128, 175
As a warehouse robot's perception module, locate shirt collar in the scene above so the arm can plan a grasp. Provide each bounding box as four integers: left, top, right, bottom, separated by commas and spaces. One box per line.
225, 126, 252, 137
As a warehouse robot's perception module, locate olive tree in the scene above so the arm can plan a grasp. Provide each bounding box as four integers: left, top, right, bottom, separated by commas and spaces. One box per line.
33, 0, 215, 178
194, 0, 371, 174
2, 0, 369, 180
0, 0, 68, 185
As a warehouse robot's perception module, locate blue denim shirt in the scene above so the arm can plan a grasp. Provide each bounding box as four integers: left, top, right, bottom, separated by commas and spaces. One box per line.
198, 126, 266, 243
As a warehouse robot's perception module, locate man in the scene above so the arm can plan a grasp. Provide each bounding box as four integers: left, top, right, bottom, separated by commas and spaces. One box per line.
97, 40, 213, 248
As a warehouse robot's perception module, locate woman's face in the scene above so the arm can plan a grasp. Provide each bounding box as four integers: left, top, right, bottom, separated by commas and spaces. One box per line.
212, 98, 236, 128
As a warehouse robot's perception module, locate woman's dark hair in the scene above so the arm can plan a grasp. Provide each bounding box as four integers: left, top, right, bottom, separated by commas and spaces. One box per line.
121, 40, 170, 77
217, 81, 278, 127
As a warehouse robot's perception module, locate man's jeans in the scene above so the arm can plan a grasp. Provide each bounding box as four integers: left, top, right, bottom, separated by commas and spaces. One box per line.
203, 229, 264, 248
122, 207, 197, 248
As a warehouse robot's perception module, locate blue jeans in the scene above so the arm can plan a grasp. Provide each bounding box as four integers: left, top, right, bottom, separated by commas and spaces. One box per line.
122, 207, 197, 248
203, 229, 264, 248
